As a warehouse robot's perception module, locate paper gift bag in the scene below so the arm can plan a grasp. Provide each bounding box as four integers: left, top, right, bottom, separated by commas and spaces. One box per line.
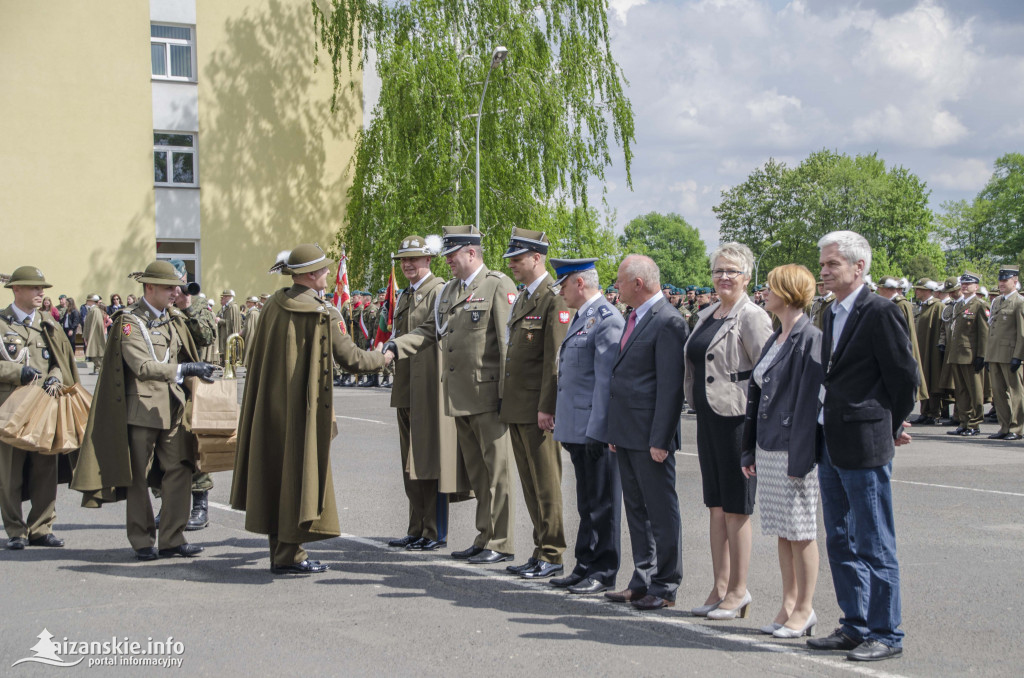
195, 433, 237, 472
49, 396, 79, 454
188, 378, 239, 435
0, 384, 50, 447
16, 391, 59, 453
63, 383, 92, 442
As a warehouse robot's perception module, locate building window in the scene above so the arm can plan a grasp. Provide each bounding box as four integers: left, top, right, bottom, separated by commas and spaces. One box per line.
154, 132, 197, 186
157, 240, 200, 284
151, 24, 195, 81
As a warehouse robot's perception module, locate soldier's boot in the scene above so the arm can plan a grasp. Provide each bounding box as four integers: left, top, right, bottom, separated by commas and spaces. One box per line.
185, 491, 209, 531
356, 375, 369, 387
360, 374, 379, 388
341, 374, 357, 387
382, 375, 392, 389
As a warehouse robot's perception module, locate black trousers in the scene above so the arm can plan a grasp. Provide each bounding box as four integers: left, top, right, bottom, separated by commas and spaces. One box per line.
563, 442, 621, 585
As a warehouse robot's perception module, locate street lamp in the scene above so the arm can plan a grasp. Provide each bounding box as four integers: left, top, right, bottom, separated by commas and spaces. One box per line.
754, 240, 782, 289
475, 46, 508, 231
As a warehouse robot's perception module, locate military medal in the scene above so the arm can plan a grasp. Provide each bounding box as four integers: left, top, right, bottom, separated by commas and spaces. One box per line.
587, 317, 596, 328
527, 332, 534, 341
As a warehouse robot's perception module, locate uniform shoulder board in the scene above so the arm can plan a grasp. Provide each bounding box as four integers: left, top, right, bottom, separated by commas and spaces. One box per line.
486, 270, 506, 279
598, 306, 613, 319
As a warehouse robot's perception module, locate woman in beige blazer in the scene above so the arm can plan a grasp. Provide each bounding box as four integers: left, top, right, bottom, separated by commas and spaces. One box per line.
684, 242, 773, 620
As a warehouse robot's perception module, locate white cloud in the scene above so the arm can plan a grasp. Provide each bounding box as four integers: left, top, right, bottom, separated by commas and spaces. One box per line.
608, 0, 648, 24
928, 158, 992, 191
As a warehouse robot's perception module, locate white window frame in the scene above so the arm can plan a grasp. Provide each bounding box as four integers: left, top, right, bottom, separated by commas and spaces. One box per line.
156, 240, 202, 286
151, 23, 196, 82
154, 131, 199, 188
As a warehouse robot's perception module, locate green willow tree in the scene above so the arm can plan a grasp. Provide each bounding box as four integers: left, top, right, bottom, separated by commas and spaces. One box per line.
311, 0, 635, 288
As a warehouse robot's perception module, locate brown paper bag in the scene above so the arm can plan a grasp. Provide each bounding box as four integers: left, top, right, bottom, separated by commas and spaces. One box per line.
64, 383, 92, 442
0, 384, 50, 447
188, 378, 239, 434
17, 392, 59, 453
49, 397, 79, 454
195, 433, 237, 472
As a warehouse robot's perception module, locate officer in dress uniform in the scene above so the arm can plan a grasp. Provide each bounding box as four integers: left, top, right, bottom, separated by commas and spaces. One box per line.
82, 293, 107, 375
501, 228, 570, 579
0, 266, 79, 550
810, 280, 835, 330
877, 277, 929, 404
384, 226, 518, 565
985, 267, 1024, 440
241, 296, 260, 367
216, 290, 242, 367
549, 258, 625, 594
911, 279, 945, 424
946, 272, 989, 436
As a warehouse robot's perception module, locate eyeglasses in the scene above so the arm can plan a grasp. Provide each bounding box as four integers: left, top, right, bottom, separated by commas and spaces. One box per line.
711, 269, 745, 279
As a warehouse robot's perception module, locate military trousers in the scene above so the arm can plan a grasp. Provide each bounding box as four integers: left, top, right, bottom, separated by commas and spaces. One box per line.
509, 423, 566, 564
152, 471, 213, 500
952, 363, 984, 429
90, 355, 103, 374
0, 442, 57, 541
990, 362, 1024, 435
126, 424, 192, 550
455, 411, 514, 554
268, 534, 307, 567
396, 407, 438, 540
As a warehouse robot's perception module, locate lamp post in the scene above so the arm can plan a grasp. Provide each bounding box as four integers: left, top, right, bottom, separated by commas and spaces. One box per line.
754, 240, 782, 289
475, 46, 508, 231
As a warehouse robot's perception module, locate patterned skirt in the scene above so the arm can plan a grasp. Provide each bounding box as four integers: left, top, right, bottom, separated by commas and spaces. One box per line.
756, 447, 819, 541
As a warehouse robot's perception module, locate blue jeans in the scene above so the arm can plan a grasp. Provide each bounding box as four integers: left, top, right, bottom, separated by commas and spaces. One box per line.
818, 442, 904, 648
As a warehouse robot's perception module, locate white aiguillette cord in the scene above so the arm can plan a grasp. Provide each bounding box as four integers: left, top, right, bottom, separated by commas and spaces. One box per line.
122, 313, 171, 364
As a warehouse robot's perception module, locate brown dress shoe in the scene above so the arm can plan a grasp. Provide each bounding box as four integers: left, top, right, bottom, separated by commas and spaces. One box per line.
632, 594, 675, 611
604, 588, 646, 603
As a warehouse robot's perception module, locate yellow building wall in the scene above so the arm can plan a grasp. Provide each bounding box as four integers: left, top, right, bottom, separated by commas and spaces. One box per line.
0, 1, 155, 303
197, 0, 361, 298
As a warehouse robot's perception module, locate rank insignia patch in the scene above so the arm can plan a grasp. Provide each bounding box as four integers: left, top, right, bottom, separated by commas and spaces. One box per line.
507, 293, 516, 304
339, 321, 346, 334
122, 324, 133, 337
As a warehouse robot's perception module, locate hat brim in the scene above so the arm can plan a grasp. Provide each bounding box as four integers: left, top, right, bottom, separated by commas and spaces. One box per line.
503, 247, 532, 259
136, 276, 180, 286
438, 244, 466, 257
4, 281, 52, 289
288, 261, 330, 275
392, 250, 435, 260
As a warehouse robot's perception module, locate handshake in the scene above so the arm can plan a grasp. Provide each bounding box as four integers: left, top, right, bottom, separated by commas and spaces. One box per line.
377, 341, 397, 367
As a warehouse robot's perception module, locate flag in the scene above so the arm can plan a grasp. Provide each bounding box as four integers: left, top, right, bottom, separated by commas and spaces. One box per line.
333, 249, 350, 310
374, 264, 398, 346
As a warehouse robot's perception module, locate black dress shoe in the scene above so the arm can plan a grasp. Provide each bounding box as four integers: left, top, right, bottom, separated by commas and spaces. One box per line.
550, 572, 585, 588
937, 418, 956, 426
388, 535, 419, 548
947, 426, 966, 435
158, 544, 204, 558
848, 640, 903, 662
960, 428, 981, 436
568, 578, 611, 594
521, 561, 563, 579
135, 547, 159, 561
405, 537, 429, 550
1005, 433, 1022, 441
451, 545, 484, 560
917, 417, 936, 425
414, 538, 446, 551
467, 549, 514, 564
506, 557, 539, 574
7, 537, 28, 550
29, 534, 64, 547
271, 559, 330, 574
988, 432, 1008, 439
807, 628, 860, 651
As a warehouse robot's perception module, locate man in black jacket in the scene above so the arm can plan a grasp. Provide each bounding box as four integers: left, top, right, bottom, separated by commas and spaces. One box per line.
809, 231, 918, 662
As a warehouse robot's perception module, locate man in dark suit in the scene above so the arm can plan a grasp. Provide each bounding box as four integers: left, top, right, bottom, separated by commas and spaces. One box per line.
810, 231, 918, 662
550, 258, 625, 594
603, 255, 689, 611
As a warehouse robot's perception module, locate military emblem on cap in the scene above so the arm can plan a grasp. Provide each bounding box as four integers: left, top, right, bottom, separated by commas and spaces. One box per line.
393, 234, 443, 259
998, 266, 1020, 281
550, 257, 598, 287
128, 260, 182, 285
439, 225, 482, 256
3, 265, 52, 289
502, 227, 550, 259
959, 271, 981, 284
268, 243, 329, 275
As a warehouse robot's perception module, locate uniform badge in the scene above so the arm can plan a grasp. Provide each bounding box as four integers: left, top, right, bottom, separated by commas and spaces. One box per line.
558, 311, 570, 324
5, 344, 15, 355
526, 332, 534, 341
586, 307, 595, 317
151, 330, 162, 336
122, 324, 133, 337
984, 308, 990, 318
416, 294, 423, 303
471, 311, 481, 323
587, 317, 596, 329
507, 293, 516, 305
339, 320, 346, 334
42, 349, 50, 360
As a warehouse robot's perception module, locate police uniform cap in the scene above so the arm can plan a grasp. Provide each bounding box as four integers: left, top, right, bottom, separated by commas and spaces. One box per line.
503, 227, 550, 259
439, 225, 482, 256
132, 260, 181, 286
4, 266, 52, 289
268, 243, 329, 275
550, 257, 598, 287
998, 266, 1020, 280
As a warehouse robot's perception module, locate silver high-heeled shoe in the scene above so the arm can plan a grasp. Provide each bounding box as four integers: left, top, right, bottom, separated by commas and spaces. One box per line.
690, 598, 723, 617
772, 610, 817, 638
706, 591, 752, 620
759, 622, 782, 635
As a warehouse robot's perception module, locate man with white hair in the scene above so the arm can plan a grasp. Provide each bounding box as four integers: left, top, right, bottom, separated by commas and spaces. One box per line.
809, 231, 917, 662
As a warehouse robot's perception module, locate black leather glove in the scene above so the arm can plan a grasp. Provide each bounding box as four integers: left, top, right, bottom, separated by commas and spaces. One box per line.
180, 362, 216, 383
584, 438, 606, 460
42, 376, 61, 394
972, 357, 986, 373
1012, 358, 1022, 372
20, 366, 41, 385
383, 341, 397, 355
938, 345, 945, 356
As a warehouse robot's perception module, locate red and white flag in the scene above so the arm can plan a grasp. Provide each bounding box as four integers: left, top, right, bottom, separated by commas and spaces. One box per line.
334, 249, 350, 310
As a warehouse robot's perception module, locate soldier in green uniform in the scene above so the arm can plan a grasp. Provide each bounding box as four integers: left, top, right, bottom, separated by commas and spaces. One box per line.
216, 290, 242, 367
0, 266, 80, 550
809, 280, 835, 330
384, 225, 518, 565
688, 287, 712, 330
945, 272, 989, 436
985, 266, 1024, 440
82, 293, 107, 375
911, 279, 945, 424
877, 277, 929, 404
72, 261, 215, 560
241, 296, 260, 368
231, 244, 389, 574
501, 228, 569, 579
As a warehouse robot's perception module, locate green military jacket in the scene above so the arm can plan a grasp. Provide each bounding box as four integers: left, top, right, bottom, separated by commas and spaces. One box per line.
916, 297, 944, 397
946, 295, 989, 365
183, 297, 216, 347
0, 305, 78, 405
499, 273, 568, 423
82, 304, 107, 359
986, 290, 1024, 364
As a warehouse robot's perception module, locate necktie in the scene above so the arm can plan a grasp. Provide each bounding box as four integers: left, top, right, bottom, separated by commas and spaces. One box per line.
620, 310, 637, 349
572, 311, 580, 325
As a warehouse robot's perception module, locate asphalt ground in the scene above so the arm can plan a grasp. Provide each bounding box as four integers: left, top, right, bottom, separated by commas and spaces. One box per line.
1, 373, 1022, 677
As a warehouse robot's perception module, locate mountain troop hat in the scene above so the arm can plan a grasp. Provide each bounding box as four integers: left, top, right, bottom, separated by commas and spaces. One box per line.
129, 261, 181, 286
4, 266, 52, 289
439, 226, 482, 257
393, 234, 442, 259
268, 243, 329, 275
503, 228, 550, 259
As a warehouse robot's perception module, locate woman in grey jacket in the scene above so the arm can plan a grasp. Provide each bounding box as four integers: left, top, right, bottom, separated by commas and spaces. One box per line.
741, 264, 824, 639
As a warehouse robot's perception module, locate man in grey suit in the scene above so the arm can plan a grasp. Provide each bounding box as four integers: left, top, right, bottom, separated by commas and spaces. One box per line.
604, 255, 689, 610
550, 258, 625, 594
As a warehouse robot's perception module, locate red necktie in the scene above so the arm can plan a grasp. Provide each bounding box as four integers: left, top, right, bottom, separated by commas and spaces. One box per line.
620, 310, 637, 349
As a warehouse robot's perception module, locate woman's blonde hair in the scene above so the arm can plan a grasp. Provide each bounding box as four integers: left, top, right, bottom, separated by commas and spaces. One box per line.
767, 264, 815, 309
